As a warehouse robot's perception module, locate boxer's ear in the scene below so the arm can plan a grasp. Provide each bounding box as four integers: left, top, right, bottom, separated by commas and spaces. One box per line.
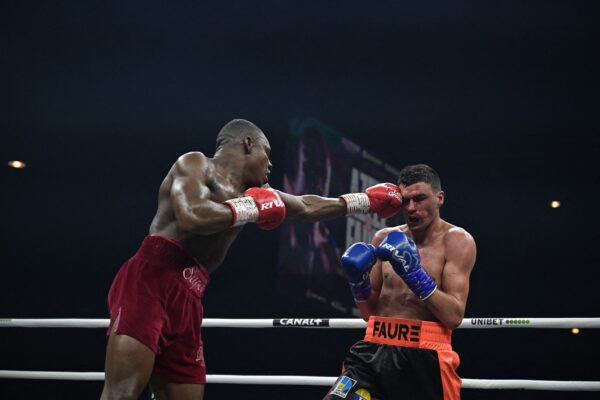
243, 136, 254, 154
437, 190, 445, 207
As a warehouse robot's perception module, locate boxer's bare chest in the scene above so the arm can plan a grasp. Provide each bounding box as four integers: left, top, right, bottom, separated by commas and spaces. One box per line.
185, 178, 245, 272
377, 231, 448, 320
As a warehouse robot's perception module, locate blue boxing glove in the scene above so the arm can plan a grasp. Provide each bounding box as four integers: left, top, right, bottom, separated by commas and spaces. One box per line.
376, 232, 437, 300
341, 242, 377, 301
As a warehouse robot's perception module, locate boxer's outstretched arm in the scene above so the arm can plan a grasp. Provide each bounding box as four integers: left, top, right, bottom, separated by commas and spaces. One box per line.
277, 183, 402, 222
172, 154, 287, 233
423, 228, 476, 329
276, 192, 347, 221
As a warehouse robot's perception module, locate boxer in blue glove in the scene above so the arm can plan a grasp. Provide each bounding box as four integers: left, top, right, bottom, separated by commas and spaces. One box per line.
326, 164, 477, 400
340, 243, 377, 301
376, 231, 437, 300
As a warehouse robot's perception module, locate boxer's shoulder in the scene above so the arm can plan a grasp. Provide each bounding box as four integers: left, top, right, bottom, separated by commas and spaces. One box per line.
178, 151, 209, 166
173, 152, 211, 177
442, 224, 475, 251
372, 225, 405, 246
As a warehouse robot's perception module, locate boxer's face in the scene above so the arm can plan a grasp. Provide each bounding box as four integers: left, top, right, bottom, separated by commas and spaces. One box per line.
244, 135, 273, 187
399, 182, 444, 232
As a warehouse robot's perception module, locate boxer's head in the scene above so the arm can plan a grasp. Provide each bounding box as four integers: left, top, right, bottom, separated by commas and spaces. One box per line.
397, 164, 444, 232
216, 119, 272, 187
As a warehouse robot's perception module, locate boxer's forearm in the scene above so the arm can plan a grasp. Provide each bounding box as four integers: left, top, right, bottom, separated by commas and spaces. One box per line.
423, 290, 465, 330
277, 182, 402, 221
356, 294, 379, 322
176, 201, 238, 235
279, 192, 347, 221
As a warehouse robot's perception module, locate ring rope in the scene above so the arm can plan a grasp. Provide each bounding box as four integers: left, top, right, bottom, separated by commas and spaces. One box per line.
1, 318, 599, 329
0, 371, 598, 391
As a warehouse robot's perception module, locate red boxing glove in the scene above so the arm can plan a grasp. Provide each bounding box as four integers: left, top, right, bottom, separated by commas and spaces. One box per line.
366, 183, 403, 218
224, 187, 286, 230
340, 183, 402, 219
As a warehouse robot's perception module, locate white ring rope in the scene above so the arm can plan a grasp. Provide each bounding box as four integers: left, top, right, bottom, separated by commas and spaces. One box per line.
1, 317, 599, 329
0, 371, 599, 391
2, 317, 599, 391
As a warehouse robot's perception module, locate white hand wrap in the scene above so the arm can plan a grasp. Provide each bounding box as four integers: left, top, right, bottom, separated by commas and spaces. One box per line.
224, 197, 259, 227
340, 193, 371, 215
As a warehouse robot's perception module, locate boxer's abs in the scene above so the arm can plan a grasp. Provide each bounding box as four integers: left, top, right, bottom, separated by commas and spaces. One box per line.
376, 252, 445, 322
150, 212, 242, 272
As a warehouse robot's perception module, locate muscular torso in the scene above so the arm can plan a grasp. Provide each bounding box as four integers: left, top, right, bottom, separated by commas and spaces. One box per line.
148, 154, 244, 273
375, 222, 454, 322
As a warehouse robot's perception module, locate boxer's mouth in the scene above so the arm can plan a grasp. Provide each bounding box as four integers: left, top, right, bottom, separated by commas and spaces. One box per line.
408, 216, 420, 224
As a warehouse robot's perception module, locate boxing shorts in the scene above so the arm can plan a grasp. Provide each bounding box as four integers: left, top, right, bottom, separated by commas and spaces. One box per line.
324, 316, 461, 400
107, 235, 210, 384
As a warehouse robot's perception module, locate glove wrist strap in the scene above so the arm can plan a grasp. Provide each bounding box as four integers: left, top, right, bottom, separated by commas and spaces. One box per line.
403, 266, 437, 300
224, 197, 259, 227
340, 193, 371, 215
349, 279, 371, 302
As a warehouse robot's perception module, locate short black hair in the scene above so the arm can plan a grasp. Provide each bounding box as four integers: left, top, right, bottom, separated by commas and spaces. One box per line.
397, 164, 442, 191
216, 119, 264, 150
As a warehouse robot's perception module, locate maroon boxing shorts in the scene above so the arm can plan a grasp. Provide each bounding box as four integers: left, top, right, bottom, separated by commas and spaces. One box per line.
107, 235, 210, 384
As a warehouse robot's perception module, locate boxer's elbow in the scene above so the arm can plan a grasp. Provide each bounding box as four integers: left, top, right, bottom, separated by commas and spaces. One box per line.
445, 315, 464, 330
443, 309, 465, 330
176, 211, 202, 233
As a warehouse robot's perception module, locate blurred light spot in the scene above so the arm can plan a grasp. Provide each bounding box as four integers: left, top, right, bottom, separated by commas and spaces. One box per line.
550, 200, 561, 209
8, 160, 27, 169
571, 328, 580, 335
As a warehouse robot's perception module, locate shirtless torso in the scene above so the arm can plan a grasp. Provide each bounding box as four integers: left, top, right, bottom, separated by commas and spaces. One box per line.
370, 221, 471, 323
356, 179, 476, 329
149, 152, 246, 272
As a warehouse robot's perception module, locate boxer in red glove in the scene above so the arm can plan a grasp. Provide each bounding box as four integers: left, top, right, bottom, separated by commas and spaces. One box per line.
101, 119, 402, 400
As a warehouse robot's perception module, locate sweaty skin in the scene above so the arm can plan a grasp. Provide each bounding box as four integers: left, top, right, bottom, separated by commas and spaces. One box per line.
102, 130, 351, 400
149, 151, 250, 273
149, 143, 347, 273
357, 182, 477, 329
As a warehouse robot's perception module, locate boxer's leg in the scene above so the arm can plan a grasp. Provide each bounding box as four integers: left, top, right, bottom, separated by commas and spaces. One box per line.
100, 332, 155, 400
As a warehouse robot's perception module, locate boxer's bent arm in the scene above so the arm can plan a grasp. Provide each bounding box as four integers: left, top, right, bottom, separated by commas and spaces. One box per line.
423, 229, 476, 329
277, 191, 346, 221
355, 259, 383, 320
354, 228, 393, 320
171, 177, 235, 235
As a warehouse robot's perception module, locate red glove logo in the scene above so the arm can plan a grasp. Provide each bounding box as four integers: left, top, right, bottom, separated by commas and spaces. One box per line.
365, 183, 402, 219
245, 187, 286, 230
259, 198, 284, 210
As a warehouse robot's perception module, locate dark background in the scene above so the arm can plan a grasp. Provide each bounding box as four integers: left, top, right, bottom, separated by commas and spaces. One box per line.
1, 1, 599, 399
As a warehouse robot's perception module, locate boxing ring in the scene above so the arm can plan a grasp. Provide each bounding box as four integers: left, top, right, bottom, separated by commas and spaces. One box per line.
1, 317, 600, 392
